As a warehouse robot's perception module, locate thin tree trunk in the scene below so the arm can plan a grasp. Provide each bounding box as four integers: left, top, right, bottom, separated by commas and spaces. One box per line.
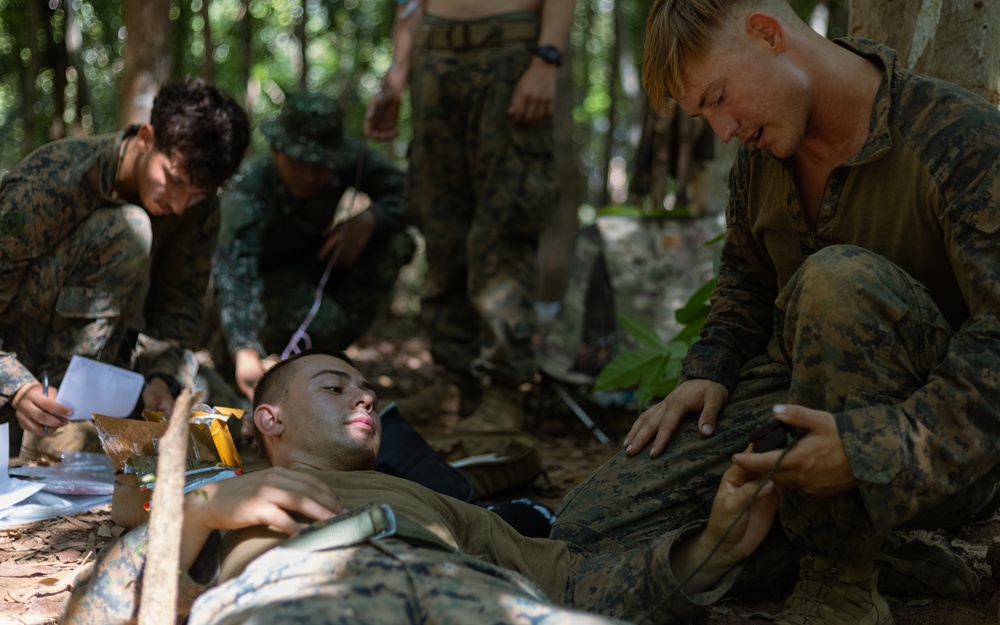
539, 43, 581, 303
43, 2, 68, 141
296, 0, 309, 89
649, 114, 672, 210
120, 0, 172, 127
238, 0, 253, 111
171, 0, 191, 81
21, 0, 43, 156
600, 2, 621, 207
65, 1, 92, 136
200, 0, 216, 82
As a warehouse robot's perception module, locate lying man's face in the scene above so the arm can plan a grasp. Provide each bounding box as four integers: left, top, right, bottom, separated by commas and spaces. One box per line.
255, 354, 382, 471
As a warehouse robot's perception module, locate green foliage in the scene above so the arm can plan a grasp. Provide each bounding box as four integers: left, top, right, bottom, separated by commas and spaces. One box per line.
593, 277, 716, 410
593, 232, 723, 411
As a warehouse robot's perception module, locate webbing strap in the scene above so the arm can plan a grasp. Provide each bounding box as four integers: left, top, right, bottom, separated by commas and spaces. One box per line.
282, 503, 456, 554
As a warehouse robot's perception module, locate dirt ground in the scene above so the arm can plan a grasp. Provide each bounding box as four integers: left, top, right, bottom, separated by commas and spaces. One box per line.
2, 313, 999, 624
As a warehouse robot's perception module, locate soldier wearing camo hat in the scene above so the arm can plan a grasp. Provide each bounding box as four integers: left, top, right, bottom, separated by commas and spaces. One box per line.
211, 90, 414, 400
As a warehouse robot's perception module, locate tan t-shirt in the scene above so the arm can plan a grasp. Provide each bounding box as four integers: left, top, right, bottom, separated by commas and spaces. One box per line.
218, 470, 574, 602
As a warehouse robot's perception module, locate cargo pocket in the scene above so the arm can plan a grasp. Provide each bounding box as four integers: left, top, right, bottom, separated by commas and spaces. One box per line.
47, 286, 120, 360
507, 123, 558, 236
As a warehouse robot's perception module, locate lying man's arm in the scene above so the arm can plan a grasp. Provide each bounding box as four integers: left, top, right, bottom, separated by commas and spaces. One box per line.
670, 461, 780, 595
62, 468, 343, 625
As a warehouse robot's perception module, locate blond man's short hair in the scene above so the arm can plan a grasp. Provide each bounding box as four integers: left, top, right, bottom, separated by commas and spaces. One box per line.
642, 0, 796, 115
642, 0, 733, 115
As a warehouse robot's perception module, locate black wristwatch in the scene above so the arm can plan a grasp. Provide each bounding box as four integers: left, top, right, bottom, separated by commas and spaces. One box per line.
533, 45, 562, 67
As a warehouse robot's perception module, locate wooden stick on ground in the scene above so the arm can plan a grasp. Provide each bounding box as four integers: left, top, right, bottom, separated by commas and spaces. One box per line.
137, 389, 201, 625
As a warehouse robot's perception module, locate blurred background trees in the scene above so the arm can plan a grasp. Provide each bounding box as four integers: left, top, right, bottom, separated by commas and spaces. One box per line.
0, 0, 862, 205
0, 0, 995, 303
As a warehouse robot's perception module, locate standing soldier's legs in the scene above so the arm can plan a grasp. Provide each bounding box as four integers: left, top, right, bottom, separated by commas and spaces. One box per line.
409, 46, 480, 376
394, 39, 483, 423
454, 37, 557, 433
8, 205, 152, 459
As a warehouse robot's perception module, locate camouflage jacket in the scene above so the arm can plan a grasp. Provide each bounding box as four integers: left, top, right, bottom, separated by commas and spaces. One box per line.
213, 144, 406, 357
0, 128, 217, 405
681, 39, 1000, 527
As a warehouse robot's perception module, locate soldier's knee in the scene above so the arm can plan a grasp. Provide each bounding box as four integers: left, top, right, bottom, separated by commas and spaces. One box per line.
790, 245, 888, 302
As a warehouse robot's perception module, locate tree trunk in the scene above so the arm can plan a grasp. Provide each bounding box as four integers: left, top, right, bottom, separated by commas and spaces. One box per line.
238, 0, 253, 111
120, 0, 172, 127
20, 0, 43, 156
42, 2, 68, 141
65, 1, 92, 136
296, 0, 309, 89
599, 6, 620, 208
849, 0, 1000, 105
200, 0, 216, 82
539, 44, 581, 303
171, 0, 191, 81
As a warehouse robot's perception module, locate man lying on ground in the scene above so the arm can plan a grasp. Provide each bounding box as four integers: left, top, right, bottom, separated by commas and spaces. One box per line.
62, 348, 780, 625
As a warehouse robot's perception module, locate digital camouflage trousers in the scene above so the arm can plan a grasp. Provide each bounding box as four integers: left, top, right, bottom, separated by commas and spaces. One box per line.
189, 540, 630, 625
553, 245, 998, 590
408, 15, 557, 387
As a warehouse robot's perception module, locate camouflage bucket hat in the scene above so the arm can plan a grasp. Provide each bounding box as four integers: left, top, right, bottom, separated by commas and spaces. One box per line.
260, 91, 356, 168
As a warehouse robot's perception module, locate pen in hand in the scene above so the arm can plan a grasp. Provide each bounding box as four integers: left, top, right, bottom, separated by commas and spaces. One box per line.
42, 370, 49, 437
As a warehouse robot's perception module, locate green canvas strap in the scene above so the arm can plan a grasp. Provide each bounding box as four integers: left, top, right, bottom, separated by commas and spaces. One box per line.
282, 502, 456, 554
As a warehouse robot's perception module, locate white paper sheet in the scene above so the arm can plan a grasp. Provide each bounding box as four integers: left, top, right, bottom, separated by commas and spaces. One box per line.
55, 355, 145, 420
0, 423, 45, 513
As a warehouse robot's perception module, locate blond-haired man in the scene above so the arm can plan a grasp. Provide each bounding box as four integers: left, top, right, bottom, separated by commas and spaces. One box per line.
553, 2, 1000, 624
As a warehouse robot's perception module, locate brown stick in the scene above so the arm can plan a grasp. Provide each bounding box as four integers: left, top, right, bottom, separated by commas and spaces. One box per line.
137, 389, 201, 625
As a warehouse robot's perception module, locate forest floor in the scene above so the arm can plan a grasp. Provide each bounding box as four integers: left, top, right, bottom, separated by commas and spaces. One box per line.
2, 313, 998, 625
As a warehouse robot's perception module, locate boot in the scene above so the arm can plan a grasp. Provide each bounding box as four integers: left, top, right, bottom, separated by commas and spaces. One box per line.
775, 556, 894, 625
454, 385, 524, 433
393, 376, 462, 424
876, 533, 981, 601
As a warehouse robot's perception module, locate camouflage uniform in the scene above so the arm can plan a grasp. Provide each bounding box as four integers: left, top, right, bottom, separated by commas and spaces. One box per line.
62, 470, 731, 625
554, 38, 1000, 581
409, 14, 557, 386
0, 128, 214, 416
212, 147, 413, 359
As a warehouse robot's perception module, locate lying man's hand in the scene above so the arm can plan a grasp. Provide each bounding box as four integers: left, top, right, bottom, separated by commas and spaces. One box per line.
732, 404, 857, 497
670, 460, 780, 594
180, 468, 344, 570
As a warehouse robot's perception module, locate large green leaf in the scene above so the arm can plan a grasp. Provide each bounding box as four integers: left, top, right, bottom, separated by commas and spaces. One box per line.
674, 278, 716, 324
618, 314, 670, 350
635, 353, 669, 410
594, 349, 667, 391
